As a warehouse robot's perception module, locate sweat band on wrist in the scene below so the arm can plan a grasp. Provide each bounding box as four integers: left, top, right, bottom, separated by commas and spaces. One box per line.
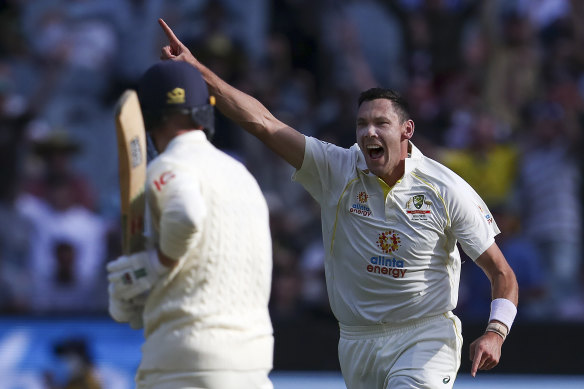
488, 298, 517, 332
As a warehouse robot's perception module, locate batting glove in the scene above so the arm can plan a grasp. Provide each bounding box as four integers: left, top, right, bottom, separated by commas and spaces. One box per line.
108, 283, 145, 329
107, 249, 169, 301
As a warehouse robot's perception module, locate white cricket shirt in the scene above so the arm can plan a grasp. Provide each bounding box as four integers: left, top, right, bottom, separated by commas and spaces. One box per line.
139, 131, 273, 372
293, 137, 500, 326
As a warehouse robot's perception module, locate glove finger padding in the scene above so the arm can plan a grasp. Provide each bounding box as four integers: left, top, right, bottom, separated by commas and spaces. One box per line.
109, 270, 153, 301
108, 284, 140, 323
106, 255, 133, 272
106, 250, 168, 301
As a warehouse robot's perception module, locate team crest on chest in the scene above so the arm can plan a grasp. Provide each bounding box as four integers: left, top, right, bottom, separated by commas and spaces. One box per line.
405, 193, 432, 221
349, 191, 372, 217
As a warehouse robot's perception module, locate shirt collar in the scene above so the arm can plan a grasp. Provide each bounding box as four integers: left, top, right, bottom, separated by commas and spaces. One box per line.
166, 130, 208, 150
405, 141, 423, 176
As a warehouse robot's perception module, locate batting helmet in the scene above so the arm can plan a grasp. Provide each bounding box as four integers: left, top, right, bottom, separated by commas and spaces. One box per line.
137, 61, 215, 140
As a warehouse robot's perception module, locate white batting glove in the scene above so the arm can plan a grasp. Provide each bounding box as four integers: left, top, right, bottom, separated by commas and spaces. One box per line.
107, 249, 169, 301
108, 283, 145, 329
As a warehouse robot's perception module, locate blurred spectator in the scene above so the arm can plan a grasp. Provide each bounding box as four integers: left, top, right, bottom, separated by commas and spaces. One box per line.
270, 245, 303, 323
113, 0, 166, 85
322, 1, 404, 91
271, 0, 325, 78
44, 337, 102, 389
17, 191, 108, 314
458, 206, 547, 323
493, 208, 547, 321
0, 202, 33, 312
25, 129, 95, 210
299, 238, 329, 316
480, 1, 541, 132
440, 110, 519, 209
382, 0, 480, 86
17, 130, 108, 314
518, 101, 583, 320
0, 113, 34, 313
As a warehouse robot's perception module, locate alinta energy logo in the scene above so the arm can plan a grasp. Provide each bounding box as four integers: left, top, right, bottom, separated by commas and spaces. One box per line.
368, 230, 407, 278
376, 230, 401, 253
349, 191, 372, 217
358, 191, 368, 203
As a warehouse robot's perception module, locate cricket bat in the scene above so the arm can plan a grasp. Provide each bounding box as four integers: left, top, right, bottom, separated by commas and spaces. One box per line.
115, 90, 147, 255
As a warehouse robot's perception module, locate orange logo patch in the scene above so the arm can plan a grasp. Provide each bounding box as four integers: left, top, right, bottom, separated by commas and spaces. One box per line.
358, 191, 369, 203
376, 230, 401, 254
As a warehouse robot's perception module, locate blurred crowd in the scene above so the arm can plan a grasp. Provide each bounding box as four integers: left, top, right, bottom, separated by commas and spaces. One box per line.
0, 0, 583, 325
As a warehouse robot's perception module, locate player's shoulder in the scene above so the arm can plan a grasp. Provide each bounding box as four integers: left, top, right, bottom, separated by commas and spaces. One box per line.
146, 153, 174, 177
305, 136, 363, 168
412, 154, 474, 195
305, 136, 348, 153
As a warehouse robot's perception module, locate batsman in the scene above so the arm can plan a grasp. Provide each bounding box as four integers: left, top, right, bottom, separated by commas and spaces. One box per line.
107, 61, 275, 388
157, 16, 519, 389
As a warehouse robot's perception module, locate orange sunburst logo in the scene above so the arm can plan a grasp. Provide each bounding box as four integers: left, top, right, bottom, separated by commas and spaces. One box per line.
376, 230, 401, 254
358, 191, 369, 203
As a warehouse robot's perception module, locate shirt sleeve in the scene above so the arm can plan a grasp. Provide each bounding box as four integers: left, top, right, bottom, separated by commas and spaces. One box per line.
447, 179, 500, 261
147, 162, 207, 261
292, 136, 358, 205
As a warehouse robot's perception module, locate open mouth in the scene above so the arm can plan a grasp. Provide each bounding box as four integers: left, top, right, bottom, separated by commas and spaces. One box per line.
366, 145, 384, 160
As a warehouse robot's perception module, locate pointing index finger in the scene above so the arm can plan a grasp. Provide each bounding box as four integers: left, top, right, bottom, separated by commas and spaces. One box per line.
158, 18, 179, 44
471, 349, 482, 377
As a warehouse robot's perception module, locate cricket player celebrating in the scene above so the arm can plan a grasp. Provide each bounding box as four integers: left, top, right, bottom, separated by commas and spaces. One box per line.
106, 61, 274, 389
158, 18, 519, 389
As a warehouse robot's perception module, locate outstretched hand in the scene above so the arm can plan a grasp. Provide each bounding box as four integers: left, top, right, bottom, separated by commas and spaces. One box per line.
158, 18, 198, 65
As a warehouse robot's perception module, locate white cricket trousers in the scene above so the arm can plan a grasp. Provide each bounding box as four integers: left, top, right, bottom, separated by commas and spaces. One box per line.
338, 312, 463, 389
135, 369, 273, 389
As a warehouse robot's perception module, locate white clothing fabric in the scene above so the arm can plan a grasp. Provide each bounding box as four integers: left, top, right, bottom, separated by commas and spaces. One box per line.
338, 312, 462, 389
136, 369, 273, 389
293, 137, 499, 326
138, 131, 273, 375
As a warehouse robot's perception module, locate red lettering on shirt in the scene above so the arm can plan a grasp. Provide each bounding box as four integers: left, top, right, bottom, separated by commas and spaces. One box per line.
153, 171, 176, 191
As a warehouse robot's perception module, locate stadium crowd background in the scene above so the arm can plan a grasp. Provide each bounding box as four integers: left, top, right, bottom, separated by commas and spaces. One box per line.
0, 0, 583, 369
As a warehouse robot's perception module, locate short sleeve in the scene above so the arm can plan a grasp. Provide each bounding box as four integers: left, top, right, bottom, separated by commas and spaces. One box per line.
293, 136, 359, 205
147, 161, 207, 261
448, 181, 500, 261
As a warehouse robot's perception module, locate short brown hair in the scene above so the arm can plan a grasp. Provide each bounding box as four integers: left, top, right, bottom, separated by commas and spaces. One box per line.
358, 88, 410, 123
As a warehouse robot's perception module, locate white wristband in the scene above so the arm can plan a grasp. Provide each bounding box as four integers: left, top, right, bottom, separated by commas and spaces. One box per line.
489, 298, 517, 332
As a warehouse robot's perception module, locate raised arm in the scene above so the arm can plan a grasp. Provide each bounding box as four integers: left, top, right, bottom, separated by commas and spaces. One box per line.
158, 19, 306, 169
469, 242, 519, 377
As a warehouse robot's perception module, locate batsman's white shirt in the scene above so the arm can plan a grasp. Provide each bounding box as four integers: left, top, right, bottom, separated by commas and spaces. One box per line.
138, 131, 273, 373
293, 137, 500, 326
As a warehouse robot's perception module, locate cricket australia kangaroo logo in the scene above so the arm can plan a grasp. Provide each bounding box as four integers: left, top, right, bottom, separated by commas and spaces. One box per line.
349, 191, 372, 217
405, 193, 432, 221
413, 194, 424, 209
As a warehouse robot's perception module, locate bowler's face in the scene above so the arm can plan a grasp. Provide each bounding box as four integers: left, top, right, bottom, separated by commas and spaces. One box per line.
356, 99, 412, 183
